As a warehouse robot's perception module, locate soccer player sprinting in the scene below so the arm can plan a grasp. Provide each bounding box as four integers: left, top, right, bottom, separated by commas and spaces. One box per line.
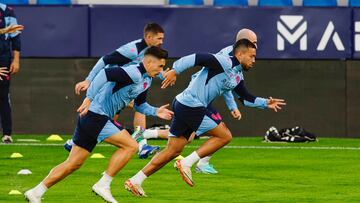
125, 39, 286, 196
130, 28, 258, 175
24, 47, 173, 203
66, 23, 165, 158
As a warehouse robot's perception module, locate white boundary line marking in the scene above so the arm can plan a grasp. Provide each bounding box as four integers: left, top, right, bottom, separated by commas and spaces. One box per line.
1, 143, 360, 150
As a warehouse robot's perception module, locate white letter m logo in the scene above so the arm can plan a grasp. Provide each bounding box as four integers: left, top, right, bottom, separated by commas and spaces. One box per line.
277, 15, 307, 51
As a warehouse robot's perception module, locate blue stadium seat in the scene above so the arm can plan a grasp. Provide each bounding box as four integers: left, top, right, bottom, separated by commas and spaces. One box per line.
258, 0, 292, 6
168, 0, 204, 6
37, 0, 71, 5
349, 0, 360, 6
303, 0, 337, 6
2, 0, 29, 5
213, 0, 248, 6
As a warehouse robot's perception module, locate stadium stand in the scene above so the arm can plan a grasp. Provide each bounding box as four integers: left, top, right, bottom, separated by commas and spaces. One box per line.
258, 0, 293, 6
2, 0, 29, 4
213, 0, 248, 6
168, 0, 204, 5
1, 0, 355, 6
75, 0, 166, 5
37, 0, 71, 4
349, 0, 360, 6
302, 0, 338, 6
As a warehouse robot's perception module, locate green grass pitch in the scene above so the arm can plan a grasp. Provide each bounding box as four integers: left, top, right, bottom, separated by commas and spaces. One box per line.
0, 135, 360, 202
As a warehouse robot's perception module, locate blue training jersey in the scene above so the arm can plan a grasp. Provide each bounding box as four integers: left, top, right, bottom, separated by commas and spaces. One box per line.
217, 45, 237, 111
187, 45, 238, 111
173, 53, 268, 109
86, 63, 157, 118
86, 39, 148, 82
217, 45, 233, 56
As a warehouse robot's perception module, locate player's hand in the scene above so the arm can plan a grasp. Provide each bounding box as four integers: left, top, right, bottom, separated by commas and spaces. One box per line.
231, 108, 242, 120
159, 68, 170, 79
161, 69, 177, 89
0, 67, 9, 80
77, 97, 91, 117
156, 104, 174, 120
267, 97, 286, 112
9, 60, 19, 74
3, 24, 24, 34
75, 80, 90, 95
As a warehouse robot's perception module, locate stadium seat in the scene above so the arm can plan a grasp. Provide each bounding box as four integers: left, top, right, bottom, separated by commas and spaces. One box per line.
37, 0, 71, 5
168, 0, 204, 6
213, 0, 248, 6
258, 0, 292, 6
2, 0, 29, 5
303, 0, 337, 6
349, 0, 360, 6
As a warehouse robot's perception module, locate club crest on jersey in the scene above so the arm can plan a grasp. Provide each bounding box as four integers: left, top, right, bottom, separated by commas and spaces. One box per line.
236, 75, 240, 83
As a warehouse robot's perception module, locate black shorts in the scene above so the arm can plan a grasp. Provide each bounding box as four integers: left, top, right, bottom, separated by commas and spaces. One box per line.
169, 99, 222, 140
73, 111, 123, 152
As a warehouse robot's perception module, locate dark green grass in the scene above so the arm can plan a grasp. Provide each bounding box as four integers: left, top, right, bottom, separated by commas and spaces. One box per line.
0, 136, 359, 202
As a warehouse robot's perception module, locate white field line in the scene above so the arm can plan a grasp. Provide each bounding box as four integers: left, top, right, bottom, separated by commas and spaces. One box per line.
1, 143, 360, 150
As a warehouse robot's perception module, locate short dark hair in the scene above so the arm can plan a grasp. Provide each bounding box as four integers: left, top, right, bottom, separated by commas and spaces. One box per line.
144, 22, 164, 35
233, 38, 257, 54
145, 46, 168, 59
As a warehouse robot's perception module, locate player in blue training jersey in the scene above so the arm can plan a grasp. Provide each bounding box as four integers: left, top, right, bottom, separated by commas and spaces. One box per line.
129, 28, 258, 175
65, 23, 166, 158
25, 47, 173, 203
193, 28, 258, 174
125, 39, 286, 196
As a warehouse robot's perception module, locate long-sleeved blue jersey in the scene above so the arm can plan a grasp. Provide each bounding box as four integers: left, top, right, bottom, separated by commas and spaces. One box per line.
218, 45, 233, 56
86, 39, 148, 82
0, 4, 21, 62
217, 45, 237, 111
173, 53, 268, 109
86, 63, 158, 118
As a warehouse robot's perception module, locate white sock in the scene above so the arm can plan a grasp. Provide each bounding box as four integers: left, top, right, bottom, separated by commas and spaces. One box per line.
181, 151, 200, 168
143, 129, 158, 139
97, 173, 113, 188
138, 139, 147, 151
130, 170, 147, 185
197, 156, 212, 167
32, 182, 48, 197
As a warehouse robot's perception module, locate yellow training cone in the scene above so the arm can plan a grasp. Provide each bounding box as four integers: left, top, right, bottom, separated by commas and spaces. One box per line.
46, 134, 63, 141
91, 153, 105, 159
9, 190, 22, 195
10, 153, 23, 158
174, 155, 184, 160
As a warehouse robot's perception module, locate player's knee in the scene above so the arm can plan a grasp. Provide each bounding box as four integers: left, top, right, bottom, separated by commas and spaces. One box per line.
127, 140, 138, 154
66, 160, 83, 171
223, 130, 233, 144
166, 146, 182, 157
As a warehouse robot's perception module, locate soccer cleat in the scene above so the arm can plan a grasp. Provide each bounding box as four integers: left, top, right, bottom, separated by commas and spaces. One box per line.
63, 139, 74, 152
2, 135, 13, 143
138, 144, 160, 159
24, 190, 41, 203
124, 179, 147, 197
195, 163, 218, 174
92, 183, 118, 203
174, 160, 194, 187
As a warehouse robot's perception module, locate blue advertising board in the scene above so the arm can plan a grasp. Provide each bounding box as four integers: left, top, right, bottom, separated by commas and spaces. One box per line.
11, 5, 356, 59
14, 6, 89, 57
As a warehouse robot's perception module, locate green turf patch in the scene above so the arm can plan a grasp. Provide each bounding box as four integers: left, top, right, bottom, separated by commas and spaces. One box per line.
0, 136, 359, 202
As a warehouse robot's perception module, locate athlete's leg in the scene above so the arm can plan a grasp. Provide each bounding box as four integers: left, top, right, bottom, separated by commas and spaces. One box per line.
104, 130, 138, 176
25, 145, 90, 202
